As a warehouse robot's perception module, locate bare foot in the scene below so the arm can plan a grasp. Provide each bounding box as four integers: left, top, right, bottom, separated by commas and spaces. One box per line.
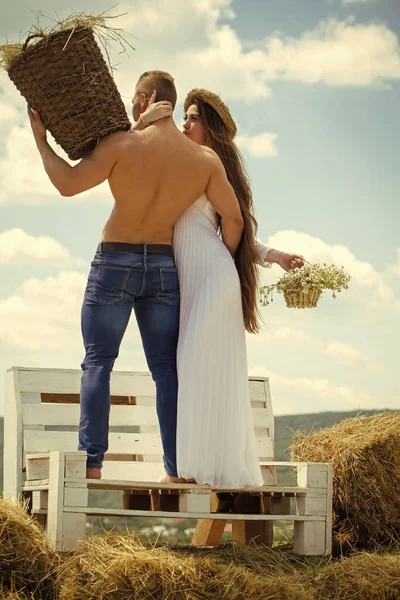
87, 468, 102, 479
185, 478, 197, 484
161, 475, 186, 484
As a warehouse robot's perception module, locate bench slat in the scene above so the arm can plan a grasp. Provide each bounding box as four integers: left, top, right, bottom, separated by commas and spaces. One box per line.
18, 369, 156, 396
61, 506, 325, 521
22, 404, 159, 427
22, 404, 272, 429
24, 430, 272, 460
24, 430, 163, 455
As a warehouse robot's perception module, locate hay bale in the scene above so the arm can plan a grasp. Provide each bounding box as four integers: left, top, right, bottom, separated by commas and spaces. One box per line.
0, 498, 57, 600
0, 590, 29, 600
0, 15, 131, 160
57, 534, 315, 600
291, 412, 400, 554
314, 552, 400, 600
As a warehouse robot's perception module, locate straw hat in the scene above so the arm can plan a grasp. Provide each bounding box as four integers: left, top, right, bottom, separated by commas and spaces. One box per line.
184, 88, 237, 139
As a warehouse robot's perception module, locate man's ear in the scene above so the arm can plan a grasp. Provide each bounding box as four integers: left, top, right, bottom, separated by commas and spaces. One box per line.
140, 93, 149, 112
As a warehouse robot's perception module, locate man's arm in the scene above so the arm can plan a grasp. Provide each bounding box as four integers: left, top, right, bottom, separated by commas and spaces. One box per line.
205, 151, 244, 256
28, 106, 121, 197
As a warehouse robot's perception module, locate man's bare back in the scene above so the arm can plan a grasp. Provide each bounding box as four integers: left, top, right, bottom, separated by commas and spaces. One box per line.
101, 119, 216, 244
29, 107, 243, 255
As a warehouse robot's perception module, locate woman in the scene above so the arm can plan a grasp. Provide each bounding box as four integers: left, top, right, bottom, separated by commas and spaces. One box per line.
137, 89, 303, 487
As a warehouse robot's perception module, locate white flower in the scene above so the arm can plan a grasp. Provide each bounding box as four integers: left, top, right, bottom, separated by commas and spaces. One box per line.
260, 264, 351, 307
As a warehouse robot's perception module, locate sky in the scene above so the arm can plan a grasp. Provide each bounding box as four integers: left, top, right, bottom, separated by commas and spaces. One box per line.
0, 0, 399, 416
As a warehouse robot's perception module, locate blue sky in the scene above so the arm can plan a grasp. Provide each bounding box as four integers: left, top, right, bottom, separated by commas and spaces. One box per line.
0, 0, 399, 415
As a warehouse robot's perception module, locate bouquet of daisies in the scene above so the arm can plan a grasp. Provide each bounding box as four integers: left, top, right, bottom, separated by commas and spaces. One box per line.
260, 263, 351, 309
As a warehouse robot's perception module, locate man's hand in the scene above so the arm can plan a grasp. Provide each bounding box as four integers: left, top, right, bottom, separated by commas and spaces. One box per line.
27, 105, 47, 143
278, 252, 305, 272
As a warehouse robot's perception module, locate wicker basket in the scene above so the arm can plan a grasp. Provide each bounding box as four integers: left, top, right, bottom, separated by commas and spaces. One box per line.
8, 28, 131, 160
284, 289, 321, 309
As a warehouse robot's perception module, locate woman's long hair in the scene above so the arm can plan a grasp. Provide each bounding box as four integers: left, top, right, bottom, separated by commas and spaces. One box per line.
195, 100, 261, 334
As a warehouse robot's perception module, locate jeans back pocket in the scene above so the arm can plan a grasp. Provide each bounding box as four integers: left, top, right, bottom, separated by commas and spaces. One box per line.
92, 265, 131, 305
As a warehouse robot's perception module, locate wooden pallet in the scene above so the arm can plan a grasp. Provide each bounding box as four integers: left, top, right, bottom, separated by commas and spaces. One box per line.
23, 451, 333, 555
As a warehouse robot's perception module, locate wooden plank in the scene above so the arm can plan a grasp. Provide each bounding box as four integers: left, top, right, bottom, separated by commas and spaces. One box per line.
293, 521, 327, 555
20, 392, 42, 405
325, 464, 333, 555
24, 430, 270, 461
41, 393, 137, 405
295, 492, 328, 517
264, 379, 274, 450
24, 430, 163, 456
65, 453, 87, 479
23, 403, 270, 430
61, 513, 86, 552
23, 404, 159, 427
17, 368, 155, 397
62, 506, 325, 521
62, 479, 309, 494
32, 490, 48, 511
3, 369, 23, 499
248, 380, 267, 403
47, 452, 66, 552
192, 519, 226, 546
25, 477, 310, 495
64, 487, 89, 508
297, 464, 328, 489
179, 491, 211, 513
260, 465, 278, 486
101, 462, 164, 481
232, 521, 273, 546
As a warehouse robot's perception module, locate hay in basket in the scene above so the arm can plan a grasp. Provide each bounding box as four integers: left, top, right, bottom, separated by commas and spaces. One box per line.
260, 263, 351, 309
0, 13, 132, 160
291, 412, 400, 555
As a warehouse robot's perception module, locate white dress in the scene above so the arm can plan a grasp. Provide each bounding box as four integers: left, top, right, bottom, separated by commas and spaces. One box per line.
173, 193, 271, 488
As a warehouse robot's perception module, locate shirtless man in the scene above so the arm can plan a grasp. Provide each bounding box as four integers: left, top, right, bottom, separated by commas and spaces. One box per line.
28, 70, 244, 482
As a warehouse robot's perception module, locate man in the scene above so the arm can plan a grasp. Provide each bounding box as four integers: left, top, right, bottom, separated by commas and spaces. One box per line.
28, 70, 244, 482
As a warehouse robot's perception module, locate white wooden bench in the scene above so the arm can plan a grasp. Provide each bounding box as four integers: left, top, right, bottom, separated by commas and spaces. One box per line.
3, 366, 332, 555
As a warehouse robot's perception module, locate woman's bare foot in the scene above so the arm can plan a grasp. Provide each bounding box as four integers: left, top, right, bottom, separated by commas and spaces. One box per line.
87, 468, 102, 479
161, 475, 186, 484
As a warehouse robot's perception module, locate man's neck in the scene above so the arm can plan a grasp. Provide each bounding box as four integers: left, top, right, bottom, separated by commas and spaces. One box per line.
146, 116, 179, 133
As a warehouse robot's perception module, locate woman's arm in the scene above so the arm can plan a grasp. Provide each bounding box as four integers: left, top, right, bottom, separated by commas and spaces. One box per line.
255, 240, 272, 269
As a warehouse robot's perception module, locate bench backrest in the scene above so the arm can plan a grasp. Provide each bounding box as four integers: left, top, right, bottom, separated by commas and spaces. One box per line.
3, 366, 274, 497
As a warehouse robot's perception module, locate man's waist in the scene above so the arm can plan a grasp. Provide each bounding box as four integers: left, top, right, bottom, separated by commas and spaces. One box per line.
97, 241, 174, 257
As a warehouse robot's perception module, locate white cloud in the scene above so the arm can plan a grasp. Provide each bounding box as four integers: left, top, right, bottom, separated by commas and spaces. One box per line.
0, 118, 112, 206
0, 269, 145, 354
324, 341, 381, 370
252, 326, 381, 371
0, 271, 86, 351
236, 132, 278, 158
342, 0, 379, 4
0, 229, 85, 267
249, 366, 387, 415
386, 248, 400, 278
116, 3, 400, 105
262, 17, 400, 87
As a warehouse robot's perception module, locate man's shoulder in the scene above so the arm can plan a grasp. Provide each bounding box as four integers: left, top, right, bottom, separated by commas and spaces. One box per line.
97, 130, 138, 150
199, 146, 223, 172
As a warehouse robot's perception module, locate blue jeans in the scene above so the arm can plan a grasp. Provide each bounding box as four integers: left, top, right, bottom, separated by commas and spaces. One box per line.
78, 248, 180, 476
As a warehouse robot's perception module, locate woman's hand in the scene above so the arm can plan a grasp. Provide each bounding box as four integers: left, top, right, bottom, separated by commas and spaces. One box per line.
277, 252, 305, 271
134, 90, 173, 131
